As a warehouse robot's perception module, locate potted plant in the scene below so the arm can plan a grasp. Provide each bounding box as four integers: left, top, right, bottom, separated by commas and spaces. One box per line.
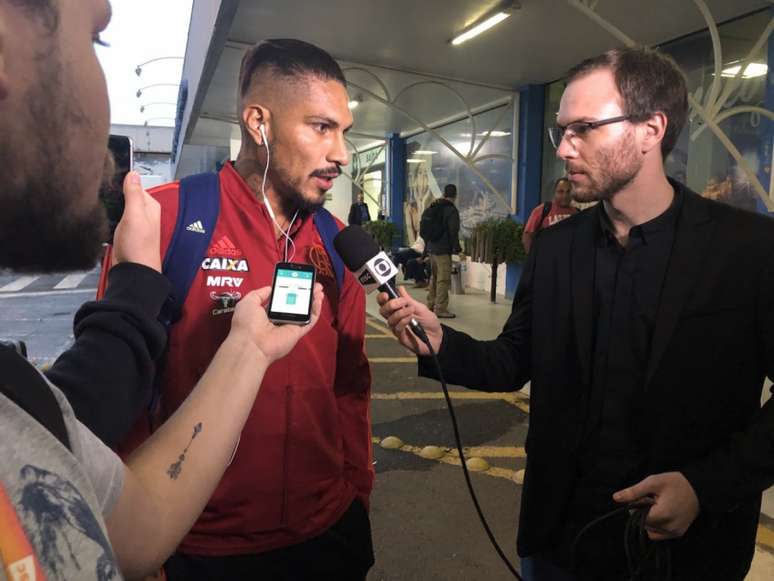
363, 218, 398, 251
469, 216, 526, 303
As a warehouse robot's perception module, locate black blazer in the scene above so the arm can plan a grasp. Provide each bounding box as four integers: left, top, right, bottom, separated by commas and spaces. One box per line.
421, 184, 774, 578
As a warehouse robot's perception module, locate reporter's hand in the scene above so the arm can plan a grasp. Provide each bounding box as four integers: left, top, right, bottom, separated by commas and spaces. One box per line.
377, 286, 442, 356
613, 472, 700, 541
112, 172, 162, 272
229, 284, 323, 364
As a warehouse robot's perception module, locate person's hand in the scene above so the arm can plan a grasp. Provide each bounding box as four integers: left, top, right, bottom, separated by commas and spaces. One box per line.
377, 286, 442, 356
613, 472, 700, 541
112, 172, 162, 272
228, 284, 324, 364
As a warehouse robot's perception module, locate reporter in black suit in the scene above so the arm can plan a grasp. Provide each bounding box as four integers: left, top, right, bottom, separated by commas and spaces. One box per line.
378, 47, 774, 581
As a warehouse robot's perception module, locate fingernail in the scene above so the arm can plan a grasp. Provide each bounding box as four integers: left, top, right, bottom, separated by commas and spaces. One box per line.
129, 172, 141, 185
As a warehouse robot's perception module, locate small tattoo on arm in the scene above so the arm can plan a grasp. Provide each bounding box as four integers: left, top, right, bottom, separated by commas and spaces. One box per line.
167, 422, 203, 480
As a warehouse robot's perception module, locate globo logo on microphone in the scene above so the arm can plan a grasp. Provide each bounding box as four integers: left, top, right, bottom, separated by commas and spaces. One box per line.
356, 251, 399, 294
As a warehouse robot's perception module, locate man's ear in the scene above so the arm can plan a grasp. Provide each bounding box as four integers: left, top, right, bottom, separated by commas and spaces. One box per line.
242, 105, 270, 146
0, 14, 8, 101
640, 111, 668, 155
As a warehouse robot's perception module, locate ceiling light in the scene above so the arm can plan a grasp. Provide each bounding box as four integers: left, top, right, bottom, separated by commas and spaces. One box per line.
406, 159, 426, 164
348, 99, 360, 110
719, 62, 768, 79
460, 131, 511, 137
450, 3, 515, 47
414, 150, 437, 155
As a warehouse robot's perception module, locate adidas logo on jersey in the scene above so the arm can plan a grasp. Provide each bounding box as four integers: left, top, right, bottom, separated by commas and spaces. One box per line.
208, 235, 242, 258
186, 220, 206, 234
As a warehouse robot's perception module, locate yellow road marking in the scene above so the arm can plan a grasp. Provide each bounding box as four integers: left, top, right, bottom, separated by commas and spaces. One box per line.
372, 437, 525, 483
372, 391, 530, 413
369, 357, 417, 363
365, 318, 392, 336
446, 446, 526, 459
758, 523, 774, 550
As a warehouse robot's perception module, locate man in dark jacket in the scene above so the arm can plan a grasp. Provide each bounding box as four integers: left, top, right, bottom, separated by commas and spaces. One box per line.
348, 192, 372, 226
378, 46, 774, 580
426, 184, 461, 318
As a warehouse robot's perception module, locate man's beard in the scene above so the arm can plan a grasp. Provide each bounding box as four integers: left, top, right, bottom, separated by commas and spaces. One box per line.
0, 55, 107, 273
570, 131, 642, 203
270, 160, 332, 216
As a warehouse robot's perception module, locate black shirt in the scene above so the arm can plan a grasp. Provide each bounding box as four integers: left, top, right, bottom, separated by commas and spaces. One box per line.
569, 188, 683, 524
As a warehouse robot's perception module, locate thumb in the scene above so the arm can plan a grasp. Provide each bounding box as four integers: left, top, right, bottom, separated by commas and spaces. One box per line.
122, 171, 144, 210
252, 286, 272, 305
614, 476, 656, 504
398, 285, 412, 300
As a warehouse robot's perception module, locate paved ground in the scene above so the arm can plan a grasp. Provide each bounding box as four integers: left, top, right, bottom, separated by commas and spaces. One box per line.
1, 267, 772, 579
0, 268, 100, 364
363, 286, 774, 580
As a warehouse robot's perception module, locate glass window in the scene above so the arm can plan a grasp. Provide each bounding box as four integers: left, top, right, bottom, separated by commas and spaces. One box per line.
404, 103, 515, 244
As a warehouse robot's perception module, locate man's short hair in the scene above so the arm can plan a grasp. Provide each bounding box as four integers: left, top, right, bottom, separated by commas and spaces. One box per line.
566, 46, 688, 157
443, 184, 458, 198
238, 38, 346, 101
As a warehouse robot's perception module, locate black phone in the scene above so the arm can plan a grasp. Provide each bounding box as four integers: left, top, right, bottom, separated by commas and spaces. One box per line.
99, 135, 133, 242
268, 262, 316, 325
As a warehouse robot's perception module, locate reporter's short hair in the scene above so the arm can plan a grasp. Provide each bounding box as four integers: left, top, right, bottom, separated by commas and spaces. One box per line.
566, 46, 688, 158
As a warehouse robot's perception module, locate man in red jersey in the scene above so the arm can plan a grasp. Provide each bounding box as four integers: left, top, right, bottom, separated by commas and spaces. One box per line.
102, 39, 374, 581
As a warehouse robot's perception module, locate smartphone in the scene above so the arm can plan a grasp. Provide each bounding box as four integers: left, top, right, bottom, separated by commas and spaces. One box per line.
268, 262, 316, 325
99, 135, 133, 242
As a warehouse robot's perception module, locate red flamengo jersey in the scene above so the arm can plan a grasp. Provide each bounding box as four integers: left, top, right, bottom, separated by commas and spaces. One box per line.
114, 163, 373, 555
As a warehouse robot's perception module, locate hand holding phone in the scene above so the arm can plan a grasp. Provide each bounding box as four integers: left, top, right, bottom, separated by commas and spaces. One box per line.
268, 263, 316, 325
229, 285, 324, 363
111, 172, 162, 272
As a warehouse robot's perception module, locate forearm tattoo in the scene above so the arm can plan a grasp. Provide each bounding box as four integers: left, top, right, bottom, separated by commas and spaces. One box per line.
167, 422, 203, 480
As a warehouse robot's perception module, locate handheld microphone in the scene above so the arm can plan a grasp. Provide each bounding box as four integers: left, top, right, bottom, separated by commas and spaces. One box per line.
333, 225, 428, 342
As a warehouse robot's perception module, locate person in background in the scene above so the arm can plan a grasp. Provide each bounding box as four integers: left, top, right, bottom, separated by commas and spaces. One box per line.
348, 192, 372, 226
392, 236, 430, 288
425, 184, 461, 319
521, 177, 578, 253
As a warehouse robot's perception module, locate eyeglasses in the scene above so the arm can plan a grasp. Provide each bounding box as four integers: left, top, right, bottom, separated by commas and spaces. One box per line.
548, 115, 631, 149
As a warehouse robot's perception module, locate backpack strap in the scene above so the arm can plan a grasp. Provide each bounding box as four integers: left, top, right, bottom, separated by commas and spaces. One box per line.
313, 207, 345, 291
159, 172, 220, 328
0, 344, 71, 451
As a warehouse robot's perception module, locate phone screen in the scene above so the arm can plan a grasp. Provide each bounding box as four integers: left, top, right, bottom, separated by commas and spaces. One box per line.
268, 263, 316, 324
99, 135, 133, 242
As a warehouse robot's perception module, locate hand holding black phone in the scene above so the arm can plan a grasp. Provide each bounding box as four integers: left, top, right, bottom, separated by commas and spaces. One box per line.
268, 263, 316, 325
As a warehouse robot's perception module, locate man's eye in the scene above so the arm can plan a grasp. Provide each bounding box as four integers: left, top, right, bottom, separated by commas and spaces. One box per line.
315, 124, 330, 133
570, 123, 590, 136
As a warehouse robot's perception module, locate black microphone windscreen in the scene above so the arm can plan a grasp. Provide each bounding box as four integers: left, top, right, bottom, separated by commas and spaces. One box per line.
333, 225, 381, 271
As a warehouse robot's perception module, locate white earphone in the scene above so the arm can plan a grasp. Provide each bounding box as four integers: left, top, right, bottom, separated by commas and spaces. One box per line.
257, 122, 298, 262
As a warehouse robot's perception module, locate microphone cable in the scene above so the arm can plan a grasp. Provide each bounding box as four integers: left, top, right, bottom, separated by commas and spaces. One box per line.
571, 504, 672, 580
411, 325, 524, 580
412, 323, 672, 581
